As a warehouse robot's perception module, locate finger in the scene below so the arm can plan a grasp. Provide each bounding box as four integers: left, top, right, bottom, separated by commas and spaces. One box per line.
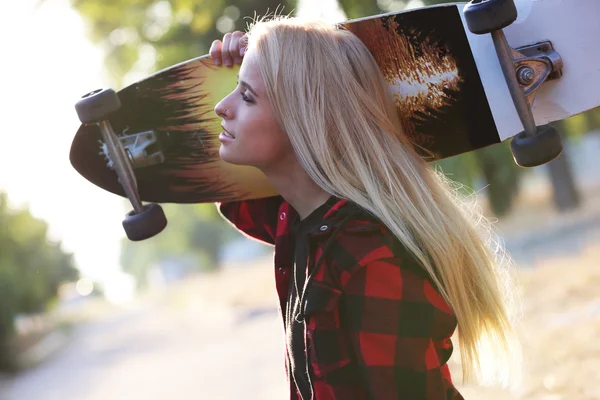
221, 32, 233, 67
209, 40, 223, 66
239, 34, 249, 57
230, 31, 245, 65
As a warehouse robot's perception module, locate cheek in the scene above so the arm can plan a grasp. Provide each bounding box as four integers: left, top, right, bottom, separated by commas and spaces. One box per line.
242, 108, 286, 147
250, 124, 291, 157
267, 132, 293, 159
241, 120, 293, 166
226, 103, 295, 168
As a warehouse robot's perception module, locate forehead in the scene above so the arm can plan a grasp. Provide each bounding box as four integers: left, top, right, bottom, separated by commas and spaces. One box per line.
239, 50, 264, 90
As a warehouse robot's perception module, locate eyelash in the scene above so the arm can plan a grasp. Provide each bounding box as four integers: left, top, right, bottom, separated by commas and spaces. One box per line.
240, 91, 253, 103
237, 81, 254, 104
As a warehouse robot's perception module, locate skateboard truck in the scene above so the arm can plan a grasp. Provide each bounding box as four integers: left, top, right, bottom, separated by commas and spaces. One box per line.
100, 129, 167, 170
513, 41, 563, 108
464, 0, 564, 167
75, 88, 168, 241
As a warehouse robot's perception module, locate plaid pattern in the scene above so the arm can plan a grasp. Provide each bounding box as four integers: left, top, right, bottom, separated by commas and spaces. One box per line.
217, 196, 464, 399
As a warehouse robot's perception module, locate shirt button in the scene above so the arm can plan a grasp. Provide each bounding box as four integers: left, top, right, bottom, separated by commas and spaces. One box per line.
280, 212, 286, 220
319, 224, 328, 231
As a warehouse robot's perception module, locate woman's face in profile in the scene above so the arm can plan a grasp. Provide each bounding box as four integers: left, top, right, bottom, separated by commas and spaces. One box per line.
214, 49, 293, 172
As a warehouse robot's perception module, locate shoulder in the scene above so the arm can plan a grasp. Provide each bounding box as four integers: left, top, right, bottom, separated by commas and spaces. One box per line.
335, 214, 455, 318
323, 206, 429, 283
314, 204, 455, 318
216, 195, 285, 245
326, 205, 410, 265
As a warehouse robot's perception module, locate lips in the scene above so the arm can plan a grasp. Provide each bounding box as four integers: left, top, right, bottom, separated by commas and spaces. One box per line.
221, 125, 235, 138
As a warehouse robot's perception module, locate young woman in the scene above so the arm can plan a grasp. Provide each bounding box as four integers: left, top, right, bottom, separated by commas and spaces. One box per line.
210, 17, 522, 400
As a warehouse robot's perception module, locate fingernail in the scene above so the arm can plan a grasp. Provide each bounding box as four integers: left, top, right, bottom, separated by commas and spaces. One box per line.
224, 61, 231, 67
214, 59, 221, 66
240, 47, 246, 56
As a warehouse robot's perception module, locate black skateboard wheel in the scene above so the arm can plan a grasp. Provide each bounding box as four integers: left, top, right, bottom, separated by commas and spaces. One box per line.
122, 203, 168, 241
75, 88, 121, 124
464, 0, 518, 35
510, 124, 563, 167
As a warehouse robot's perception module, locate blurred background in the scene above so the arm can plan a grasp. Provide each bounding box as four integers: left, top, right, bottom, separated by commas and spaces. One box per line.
0, 0, 599, 399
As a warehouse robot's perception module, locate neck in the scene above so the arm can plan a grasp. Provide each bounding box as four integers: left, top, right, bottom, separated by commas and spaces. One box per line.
263, 159, 331, 220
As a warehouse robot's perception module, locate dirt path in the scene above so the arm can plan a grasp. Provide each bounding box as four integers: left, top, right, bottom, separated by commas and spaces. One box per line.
2, 189, 599, 400
0, 300, 287, 400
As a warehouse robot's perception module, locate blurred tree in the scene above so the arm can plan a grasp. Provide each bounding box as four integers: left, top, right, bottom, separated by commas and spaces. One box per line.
0, 192, 79, 371
435, 142, 522, 218
69, 0, 594, 286
69, 0, 387, 285
421, 0, 452, 4
119, 203, 245, 287
563, 107, 600, 139
419, 0, 585, 215
70, 0, 303, 284
544, 121, 581, 212
337, 0, 381, 18
70, 0, 297, 87
585, 108, 600, 132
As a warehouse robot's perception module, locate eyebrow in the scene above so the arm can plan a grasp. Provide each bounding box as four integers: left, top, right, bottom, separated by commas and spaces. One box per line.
237, 74, 259, 97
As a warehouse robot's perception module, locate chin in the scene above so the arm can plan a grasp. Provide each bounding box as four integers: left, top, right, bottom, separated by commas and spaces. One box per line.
219, 146, 247, 166
218, 146, 234, 164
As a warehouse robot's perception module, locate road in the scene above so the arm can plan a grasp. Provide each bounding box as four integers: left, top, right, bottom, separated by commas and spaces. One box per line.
2, 192, 599, 400
0, 300, 287, 400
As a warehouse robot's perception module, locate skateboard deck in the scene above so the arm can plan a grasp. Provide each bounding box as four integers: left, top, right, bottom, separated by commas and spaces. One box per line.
70, 0, 600, 204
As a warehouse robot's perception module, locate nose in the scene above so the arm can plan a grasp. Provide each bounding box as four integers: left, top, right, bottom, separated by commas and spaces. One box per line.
214, 98, 230, 119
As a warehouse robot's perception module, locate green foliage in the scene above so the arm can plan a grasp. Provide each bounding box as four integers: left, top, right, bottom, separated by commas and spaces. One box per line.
0, 192, 79, 370
435, 141, 523, 217
119, 202, 245, 287
69, 0, 597, 284
420, 0, 454, 5
70, 0, 307, 285
560, 107, 600, 143
70, 0, 297, 87
338, 0, 382, 19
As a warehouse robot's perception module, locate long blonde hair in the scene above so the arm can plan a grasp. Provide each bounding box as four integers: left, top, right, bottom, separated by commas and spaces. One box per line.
246, 17, 522, 388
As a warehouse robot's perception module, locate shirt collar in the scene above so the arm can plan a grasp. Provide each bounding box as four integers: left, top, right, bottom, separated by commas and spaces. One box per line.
307, 197, 382, 237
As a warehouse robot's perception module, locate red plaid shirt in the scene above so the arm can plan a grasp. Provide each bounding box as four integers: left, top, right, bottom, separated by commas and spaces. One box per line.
218, 196, 464, 400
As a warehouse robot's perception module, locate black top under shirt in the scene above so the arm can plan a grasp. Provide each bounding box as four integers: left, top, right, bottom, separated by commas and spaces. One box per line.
285, 196, 338, 400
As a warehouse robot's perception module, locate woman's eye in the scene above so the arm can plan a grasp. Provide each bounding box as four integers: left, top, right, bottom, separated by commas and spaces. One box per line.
240, 91, 253, 103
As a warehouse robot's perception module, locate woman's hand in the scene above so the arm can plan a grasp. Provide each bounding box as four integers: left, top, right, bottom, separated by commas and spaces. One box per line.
210, 31, 248, 67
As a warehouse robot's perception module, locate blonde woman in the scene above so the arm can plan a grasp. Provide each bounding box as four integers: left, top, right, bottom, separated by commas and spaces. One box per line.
211, 17, 521, 400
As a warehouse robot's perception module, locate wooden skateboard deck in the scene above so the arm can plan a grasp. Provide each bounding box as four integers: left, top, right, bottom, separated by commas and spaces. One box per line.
70, 0, 600, 204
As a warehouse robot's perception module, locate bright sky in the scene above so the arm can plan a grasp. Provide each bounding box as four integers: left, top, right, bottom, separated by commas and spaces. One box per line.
0, 0, 130, 292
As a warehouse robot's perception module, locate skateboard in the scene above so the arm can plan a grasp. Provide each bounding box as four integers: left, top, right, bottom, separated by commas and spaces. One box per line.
70, 0, 600, 240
